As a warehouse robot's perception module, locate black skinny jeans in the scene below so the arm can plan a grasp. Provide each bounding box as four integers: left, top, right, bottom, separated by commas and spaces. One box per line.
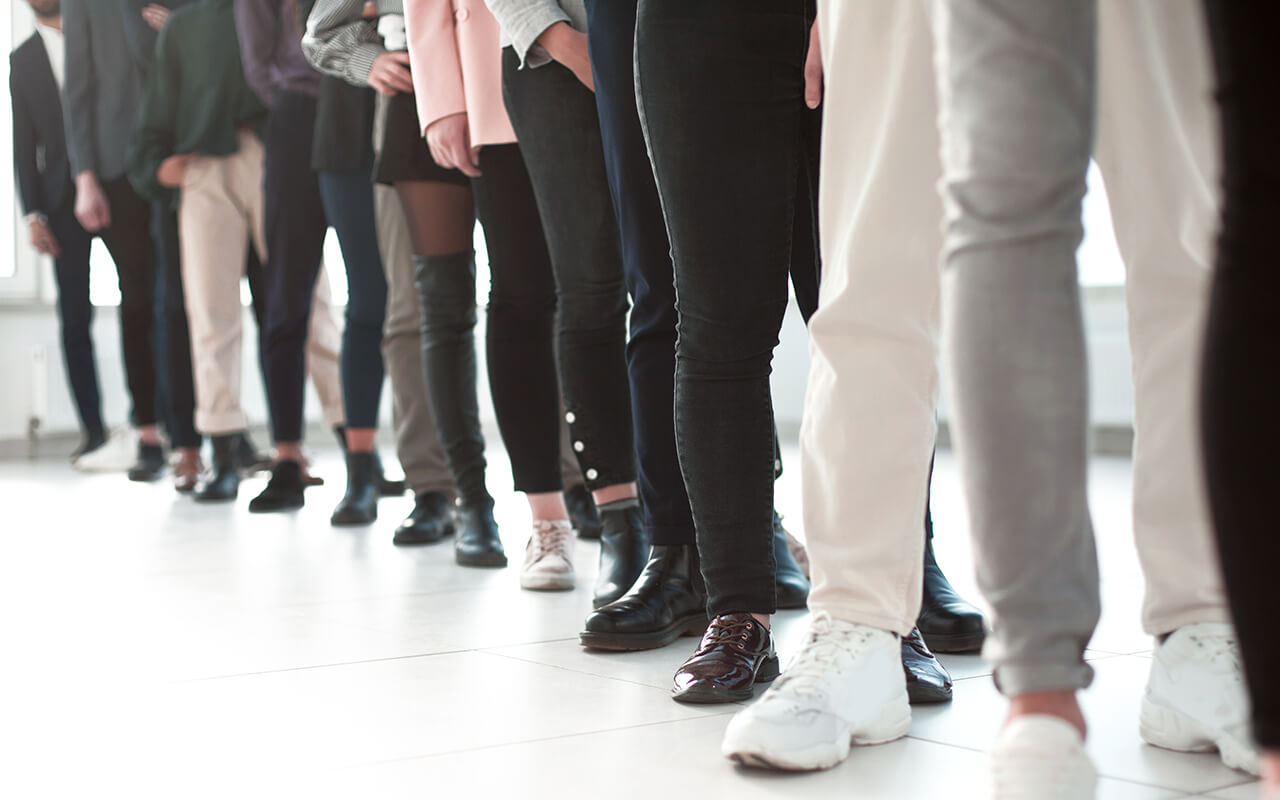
635, 0, 820, 615
1201, 0, 1280, 750
101, 176, 160, 428
500, 48, 636, 492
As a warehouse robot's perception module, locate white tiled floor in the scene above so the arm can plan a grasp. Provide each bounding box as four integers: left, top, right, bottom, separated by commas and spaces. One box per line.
0, 446, 1261, 799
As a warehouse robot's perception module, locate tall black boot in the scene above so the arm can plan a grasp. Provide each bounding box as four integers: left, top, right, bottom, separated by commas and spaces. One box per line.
194, 433, 240, 502
594, 504, 650, 609
773, 512, 811, 609
918, 537, 986, 653
580, 544, 708, 651
331, 451, 378, 526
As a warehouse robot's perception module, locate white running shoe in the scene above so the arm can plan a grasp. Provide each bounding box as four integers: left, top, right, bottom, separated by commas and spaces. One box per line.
519, 520, 575, 591
1140, 622, 1259, 775
721, 612, 910, 771
991, 715, 1097, 800
72, 428, 138, 473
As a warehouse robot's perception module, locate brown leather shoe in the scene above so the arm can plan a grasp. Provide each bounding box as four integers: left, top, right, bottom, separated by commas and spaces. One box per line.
672, 613, 779, 704
173, 448, 202, 494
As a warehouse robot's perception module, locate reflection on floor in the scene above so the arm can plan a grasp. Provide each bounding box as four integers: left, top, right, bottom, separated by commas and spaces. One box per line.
1, 447, 1259, 799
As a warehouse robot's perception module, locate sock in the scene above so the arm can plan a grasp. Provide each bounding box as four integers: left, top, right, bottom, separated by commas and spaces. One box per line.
598, 497, 640, 513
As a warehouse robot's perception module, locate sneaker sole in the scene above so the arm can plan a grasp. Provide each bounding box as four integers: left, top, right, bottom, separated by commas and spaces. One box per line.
1140, 697, 1260, 775
579, 614, 709, 652
520, 574, 575, 591
725, 691, 912, 771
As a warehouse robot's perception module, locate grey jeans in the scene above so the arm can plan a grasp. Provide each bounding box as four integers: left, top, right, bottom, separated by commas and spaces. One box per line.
931, 0, 1101, 696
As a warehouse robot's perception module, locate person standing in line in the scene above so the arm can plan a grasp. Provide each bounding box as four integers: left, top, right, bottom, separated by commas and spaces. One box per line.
305, 0, 593, 577
1200, 1, 1280, 796
60, 0, 168, 481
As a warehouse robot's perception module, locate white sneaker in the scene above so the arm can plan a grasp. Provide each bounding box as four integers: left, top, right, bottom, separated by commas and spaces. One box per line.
72, 428, 138, 473
721, 612, 911, 771
519, 520, 575, 591
991, 715, 1097, 800
1140, 622, 1259, 775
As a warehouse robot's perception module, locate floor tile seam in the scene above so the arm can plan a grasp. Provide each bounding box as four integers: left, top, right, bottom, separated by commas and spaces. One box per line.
337, 712, 741, 770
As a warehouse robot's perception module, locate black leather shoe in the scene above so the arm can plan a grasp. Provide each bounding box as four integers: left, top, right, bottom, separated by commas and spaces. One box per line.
564, 484, 602, 540
581, 545, 709, 651
195, 434, 240, 503
331, 452, 379, 526
902, 626, 953, 704
127, 443, 166, 482
455, 499, 506, 567
918, 539, 986, 653
70, 429, 107, 461
672, 613, 779, 704
393, 492, 457, 546
248, 460, 306, 513
593, 504, 649, 609
773, 512, 810, 609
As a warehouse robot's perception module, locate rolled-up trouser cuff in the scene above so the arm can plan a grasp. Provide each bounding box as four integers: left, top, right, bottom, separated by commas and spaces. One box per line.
993, 658, 1095, 698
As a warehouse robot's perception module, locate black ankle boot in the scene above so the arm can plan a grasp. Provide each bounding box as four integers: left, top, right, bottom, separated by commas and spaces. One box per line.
564, 484, 602, 540
455, 498, 506, 567
195, 434, 240, 502
902, 627, 953, 704
248, 460, 306, 513
394, 492, 457, 546
918, 538, 986, 653
773, 512, 810, 609
331, 452, 379, 526
333, 426, 405, 498
127, 442, 166, 482
580, 544, 709, 651
594, 504, 650, 609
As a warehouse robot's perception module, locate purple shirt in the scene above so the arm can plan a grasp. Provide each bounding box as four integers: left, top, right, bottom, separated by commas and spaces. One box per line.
233, 0, 322, 107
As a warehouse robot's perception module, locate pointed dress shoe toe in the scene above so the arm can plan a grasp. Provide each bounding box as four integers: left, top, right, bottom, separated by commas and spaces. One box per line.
580, 544, 709, 651
455, 500, 507, 567
773, 512, 811, 609
672, 613, 780, 704
902, 626, 953, 704
393, 492, 457, 546
918, 540, 986, 653
248, 460, 307, 513
593, 505, 649, 609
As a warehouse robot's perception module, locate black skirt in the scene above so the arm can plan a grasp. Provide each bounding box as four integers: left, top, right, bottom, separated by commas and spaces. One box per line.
374, 91, 470, 187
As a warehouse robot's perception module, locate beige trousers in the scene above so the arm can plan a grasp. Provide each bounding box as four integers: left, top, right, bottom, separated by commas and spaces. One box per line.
179, 131, 344, 437
806, 0, 1227, 637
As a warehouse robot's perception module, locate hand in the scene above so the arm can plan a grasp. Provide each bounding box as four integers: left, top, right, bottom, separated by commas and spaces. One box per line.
425, 113, 481, 178
367, 51, 413, 96
804, 18, 822, 110
28, 219, 60, 258
74, 172, 111, 233
536, 22, 593, 92
141, 4, 171, 32
157, 154, 195, 188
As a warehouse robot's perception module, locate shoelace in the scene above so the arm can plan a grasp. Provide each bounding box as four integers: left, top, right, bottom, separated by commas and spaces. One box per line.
528, 521, 573, 562
1187, 629, 1243, 679
767, 612, 873, 701
694, 616, 759, 654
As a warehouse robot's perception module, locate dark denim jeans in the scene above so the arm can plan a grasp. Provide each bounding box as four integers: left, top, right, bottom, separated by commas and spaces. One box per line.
635, 0, 819, 615
500, 47, 636, 492
151, 194, 200, 449
319, 165, 387, 430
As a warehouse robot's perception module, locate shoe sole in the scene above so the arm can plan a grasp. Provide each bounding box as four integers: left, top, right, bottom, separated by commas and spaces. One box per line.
1140, 697, 1261, 775
456, 552, 508, 568
907, 681, 953, 705
520, 574, 575, 591
725, 691, 912, 771
248, 500, 305, 514
919, 629, 986, 654
331, 514, 377, 527
672, 655, 781, 705
579, 614, 710, 652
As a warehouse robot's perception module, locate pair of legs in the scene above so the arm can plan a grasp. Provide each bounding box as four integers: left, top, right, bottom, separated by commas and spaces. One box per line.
1200, 0, 1280, 789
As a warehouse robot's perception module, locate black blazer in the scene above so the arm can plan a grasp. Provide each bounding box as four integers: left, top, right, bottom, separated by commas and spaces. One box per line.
10, 33, 72, 218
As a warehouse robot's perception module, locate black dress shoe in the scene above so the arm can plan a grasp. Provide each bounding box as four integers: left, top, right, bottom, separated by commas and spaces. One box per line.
918, 539, 987, 653
581, 544, 709, 651
455, 499, 506, 567
71, 429, 107, 461
195, 434, 240, 503
773, 512, 810, 610
594, 504, 650, 609
902, 626, 953, 704
248, 460, 306, 513
127, 443, 166, 482
330, 452, 379, 526
393, 492, 457, 546
564, 484, 602, 541
672, 613, 779, 704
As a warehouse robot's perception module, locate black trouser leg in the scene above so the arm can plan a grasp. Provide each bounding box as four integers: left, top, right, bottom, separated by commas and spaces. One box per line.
47, 203, 102, 436
151, 193, 200, 449
99, 176, 158, 427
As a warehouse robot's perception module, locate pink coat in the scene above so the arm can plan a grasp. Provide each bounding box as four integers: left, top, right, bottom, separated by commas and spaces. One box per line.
404, 0, 517, 148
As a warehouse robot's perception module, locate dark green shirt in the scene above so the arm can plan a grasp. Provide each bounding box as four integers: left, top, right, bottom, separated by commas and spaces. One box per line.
126, 0, 267, 199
